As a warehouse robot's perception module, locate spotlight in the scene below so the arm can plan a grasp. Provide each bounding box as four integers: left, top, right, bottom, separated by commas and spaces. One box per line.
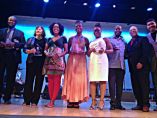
43, 0, 49, 3
95, 3, 100, 8
131, 7, 135, 10
83, 3, 88, 6
64, 0, 67, 4
147, 7, 153, 11
113, 4, 116, 8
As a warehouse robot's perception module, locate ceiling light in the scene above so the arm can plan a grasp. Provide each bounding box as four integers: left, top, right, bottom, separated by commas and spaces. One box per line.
147, 7, 153, 11
64, 0, 67, 4
131, 7, 135, 10
113, 4, 116, 8
83, 3, 88, 6
95, 3, 100, 8
43, 0, 49, 3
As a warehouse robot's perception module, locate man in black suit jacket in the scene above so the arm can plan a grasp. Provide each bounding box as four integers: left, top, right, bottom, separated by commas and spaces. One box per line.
125, 26, 150, 112
0, 16, 26, 104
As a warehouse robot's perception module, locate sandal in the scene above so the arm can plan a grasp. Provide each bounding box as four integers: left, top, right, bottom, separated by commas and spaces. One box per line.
45, 101, 54, 108
98, 99, 104, 110
89, 99, 97, 110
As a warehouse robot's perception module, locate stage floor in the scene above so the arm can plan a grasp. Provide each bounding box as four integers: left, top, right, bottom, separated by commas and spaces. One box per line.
0, 98, 157, 118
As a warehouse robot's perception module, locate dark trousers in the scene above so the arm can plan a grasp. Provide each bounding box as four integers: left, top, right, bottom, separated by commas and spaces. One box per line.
23, 57, 45, 105
151, 58, 157, 104
0, 53, 18, 101
109, 68, 125, 106
130, 70, 150, 107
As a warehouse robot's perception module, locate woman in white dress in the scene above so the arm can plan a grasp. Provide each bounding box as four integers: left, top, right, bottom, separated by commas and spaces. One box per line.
88, 23, 113, 110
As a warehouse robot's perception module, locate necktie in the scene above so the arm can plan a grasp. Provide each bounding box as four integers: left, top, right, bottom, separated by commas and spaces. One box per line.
130, 39, 135, 46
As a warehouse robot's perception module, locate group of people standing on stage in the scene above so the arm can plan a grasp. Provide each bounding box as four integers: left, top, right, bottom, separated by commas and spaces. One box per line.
0, 16, 157, 112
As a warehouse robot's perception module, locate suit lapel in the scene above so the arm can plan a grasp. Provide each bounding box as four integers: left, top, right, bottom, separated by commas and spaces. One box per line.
12, 28, 16, 39
128, 37, 139, 51
132, 37, 139, 48
3, 28, 8, 41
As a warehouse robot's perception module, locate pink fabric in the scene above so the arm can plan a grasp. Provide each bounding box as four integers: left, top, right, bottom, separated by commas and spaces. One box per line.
62, 53, 89, 102
71, 35, 86, 53
48, 74, 61, 101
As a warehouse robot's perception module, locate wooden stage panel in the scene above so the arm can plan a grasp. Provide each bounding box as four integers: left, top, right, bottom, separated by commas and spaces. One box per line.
0, 98, 157, 118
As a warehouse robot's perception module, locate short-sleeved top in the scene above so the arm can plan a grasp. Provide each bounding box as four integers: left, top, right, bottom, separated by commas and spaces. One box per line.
108, 36, 126, 69
46, 36, 67, 75
47, 36, 67, 49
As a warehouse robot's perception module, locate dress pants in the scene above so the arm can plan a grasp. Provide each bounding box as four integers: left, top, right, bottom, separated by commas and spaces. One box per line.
109, 68, 125, 106
23, 57, 45, 105
130, 70, 150, 107
151, 57, 157, 104
0, 51, 18, 102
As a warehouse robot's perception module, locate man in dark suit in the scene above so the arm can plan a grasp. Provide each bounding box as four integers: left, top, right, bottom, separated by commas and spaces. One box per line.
125, 26, 150, 112
0, 29, 3, 104
146, 19, 157, 111
0, 16, 25, 104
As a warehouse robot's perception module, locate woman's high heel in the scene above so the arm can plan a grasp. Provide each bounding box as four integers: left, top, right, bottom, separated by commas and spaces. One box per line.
45, 100, 54, 108
89, 99, 97, 110
98, 100, 104, 110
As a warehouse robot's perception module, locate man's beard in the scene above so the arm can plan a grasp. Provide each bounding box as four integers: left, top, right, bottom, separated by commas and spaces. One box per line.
115, 32, 121, 37
149, 26, 156, 33
116, 34, 121, 37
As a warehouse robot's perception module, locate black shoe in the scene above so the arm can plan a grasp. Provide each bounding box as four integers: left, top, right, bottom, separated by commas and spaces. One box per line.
67, 102, 74, 108
154, 107, 157, 111
115, 105, 125, 110
4, 100, 11, 104
132, 106, 142, 110
22, 102, 30, 106
110, 105, 115, 110
73, 104, 79, 108
73, 102, 79, 108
